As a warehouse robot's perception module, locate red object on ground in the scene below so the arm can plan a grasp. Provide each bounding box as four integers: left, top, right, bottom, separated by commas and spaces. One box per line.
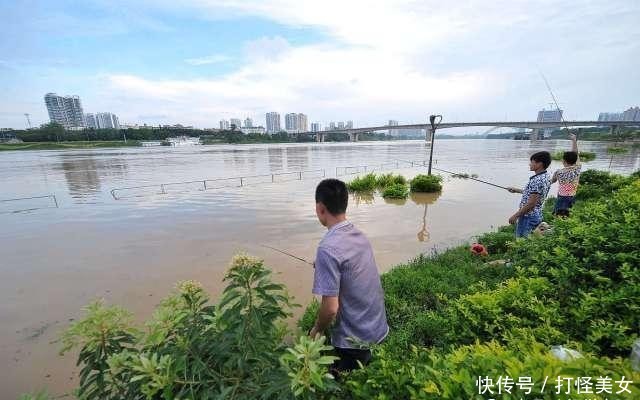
471, 243, 488, 256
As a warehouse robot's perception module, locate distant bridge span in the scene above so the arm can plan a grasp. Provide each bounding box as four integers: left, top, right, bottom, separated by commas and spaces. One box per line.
300, 120, 638, 142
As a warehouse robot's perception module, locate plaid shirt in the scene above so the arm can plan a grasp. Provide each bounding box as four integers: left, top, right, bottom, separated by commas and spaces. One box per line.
553, 164, 581, 196
519, 171, 551, 219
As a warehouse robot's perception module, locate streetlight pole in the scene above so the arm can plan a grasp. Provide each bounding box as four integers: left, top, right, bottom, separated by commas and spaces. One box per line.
427, 115, 442, 176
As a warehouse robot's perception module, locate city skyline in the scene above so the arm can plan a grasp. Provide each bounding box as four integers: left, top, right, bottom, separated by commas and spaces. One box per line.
1, 1, 638, 130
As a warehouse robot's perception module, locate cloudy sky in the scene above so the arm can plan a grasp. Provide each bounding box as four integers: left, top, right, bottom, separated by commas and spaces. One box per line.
0, 0, 638, 129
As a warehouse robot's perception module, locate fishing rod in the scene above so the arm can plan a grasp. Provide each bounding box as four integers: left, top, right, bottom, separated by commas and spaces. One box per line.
431, 167, 511, 191
539, 70, 574, 136
260, 244, 314, 266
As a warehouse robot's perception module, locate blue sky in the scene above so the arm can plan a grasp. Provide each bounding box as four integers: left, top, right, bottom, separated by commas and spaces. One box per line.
1, 0, 639, 129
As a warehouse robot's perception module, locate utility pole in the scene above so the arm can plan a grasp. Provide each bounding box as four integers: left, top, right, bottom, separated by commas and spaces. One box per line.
24, 113, 32, 129
427, 115, 442, 176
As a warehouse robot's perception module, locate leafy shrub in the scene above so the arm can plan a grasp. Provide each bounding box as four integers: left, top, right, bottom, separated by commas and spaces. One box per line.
346, 173, 377, 192
57, 255, 337, 399
508, 179, 640, 357
575, 169, 632, 201
477, 225, 515, 254
381, 183, 409, 199
607, 146, 629, 154
375, 173, 406, 188
344, 339, 640, 399
410, 174, 443, 193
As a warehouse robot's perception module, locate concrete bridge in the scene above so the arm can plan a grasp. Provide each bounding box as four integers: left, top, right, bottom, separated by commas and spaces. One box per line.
301, 120, 638, 142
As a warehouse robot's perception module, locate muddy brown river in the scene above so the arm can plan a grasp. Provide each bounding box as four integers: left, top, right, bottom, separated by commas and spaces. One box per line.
1, 139, 638, 398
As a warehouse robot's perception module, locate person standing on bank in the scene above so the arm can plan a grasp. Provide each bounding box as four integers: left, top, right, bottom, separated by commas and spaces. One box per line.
507, 151, 552, 238
309, 179, 389, 373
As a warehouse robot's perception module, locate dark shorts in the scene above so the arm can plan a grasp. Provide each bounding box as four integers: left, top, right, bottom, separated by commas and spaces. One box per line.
554, 195, 575, 214
331, 347, 372, 375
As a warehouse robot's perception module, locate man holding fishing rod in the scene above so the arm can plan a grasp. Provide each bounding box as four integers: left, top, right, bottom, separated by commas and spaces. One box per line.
507, 151, 552, 238
309, 178, 389, 374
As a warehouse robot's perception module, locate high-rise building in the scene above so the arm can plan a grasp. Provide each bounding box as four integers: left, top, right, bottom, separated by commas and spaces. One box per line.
44, 93, 86, 129
230, 118, 242, 130
95, 112, 120, 129
219, 119, 230, 130
337, 121, 345, 129
265, 112, 281, 133
622, 106, 640, 121
329, 122, 336, 130
244, 117, 253, 128
345, 120, 353, 129
297, 113, 308, 132
388, 120, 399, 136
598, 112, 623, 122
85, 113, 97, 129
311, 122, 321, 132
285, 113, 298, 132
537, 108, 563, 138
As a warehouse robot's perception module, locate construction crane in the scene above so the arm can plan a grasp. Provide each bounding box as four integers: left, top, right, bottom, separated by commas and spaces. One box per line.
24, 113, 32, 129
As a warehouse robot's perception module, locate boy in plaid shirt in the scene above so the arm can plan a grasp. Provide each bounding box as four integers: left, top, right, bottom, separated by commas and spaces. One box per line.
551, 133, 581, 216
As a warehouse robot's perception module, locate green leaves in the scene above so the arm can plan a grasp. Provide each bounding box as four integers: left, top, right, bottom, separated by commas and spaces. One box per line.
56, 254, 333, 400
280, 335, 339, 399
410, 174, 443, 193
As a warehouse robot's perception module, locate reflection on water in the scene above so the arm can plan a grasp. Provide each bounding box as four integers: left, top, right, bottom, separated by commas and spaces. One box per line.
410, 192, 442, 242
57, 154, 128, 201
0, 140, 638, 399
351, 192, 375, 205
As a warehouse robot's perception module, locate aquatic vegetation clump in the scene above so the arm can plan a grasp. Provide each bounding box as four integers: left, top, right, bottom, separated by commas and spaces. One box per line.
607, 146, 629, 154
410, 174, 443, 193
381, 183, 409, 199
375, 173, 407, 188
346, 173, 378, 192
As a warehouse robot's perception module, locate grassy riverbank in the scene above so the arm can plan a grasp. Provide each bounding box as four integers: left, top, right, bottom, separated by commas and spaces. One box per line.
23, 169, 640, 399
0, 141, 141, 151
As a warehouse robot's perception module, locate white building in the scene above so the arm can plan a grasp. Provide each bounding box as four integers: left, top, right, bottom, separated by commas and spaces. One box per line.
44, 93, 86, 129
85, 113, 97, 129
95, 112, 120, 129
337, 121, 345, 129
311, 122, 321, 132
622, 107, 640, 121
285, 113, 298, 132
230, 118, 242, 130
598, 112, 623, 122
219, 119, 230, 130
537, 108, 563, 138
265, 112, 281, 133
297, 113, 308, 132
388, 120, 399, 136
244, 117, 253, 128
345, 120, 353, 129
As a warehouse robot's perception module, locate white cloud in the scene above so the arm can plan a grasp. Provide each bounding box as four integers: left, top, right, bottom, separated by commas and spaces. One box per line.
83, 1, 640, 127
184, 54, 231, 65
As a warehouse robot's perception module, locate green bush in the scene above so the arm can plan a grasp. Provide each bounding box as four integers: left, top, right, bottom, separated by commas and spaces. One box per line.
56, 255, 337, 399
344, 339, 640, 399
477, 225, 515, 254
410, 174, 443, 193
575, 169, 633, 201
375, 173, 407, 188
607, 146, 629, 154
381, 183, 409, 199
346, 173, 378, 192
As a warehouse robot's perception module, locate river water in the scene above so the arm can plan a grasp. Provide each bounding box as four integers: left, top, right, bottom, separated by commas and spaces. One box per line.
1, 139, 638, 398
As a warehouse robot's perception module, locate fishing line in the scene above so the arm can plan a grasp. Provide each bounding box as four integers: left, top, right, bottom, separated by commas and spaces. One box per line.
260, 244, 314, 266
431, 167, 511, 191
